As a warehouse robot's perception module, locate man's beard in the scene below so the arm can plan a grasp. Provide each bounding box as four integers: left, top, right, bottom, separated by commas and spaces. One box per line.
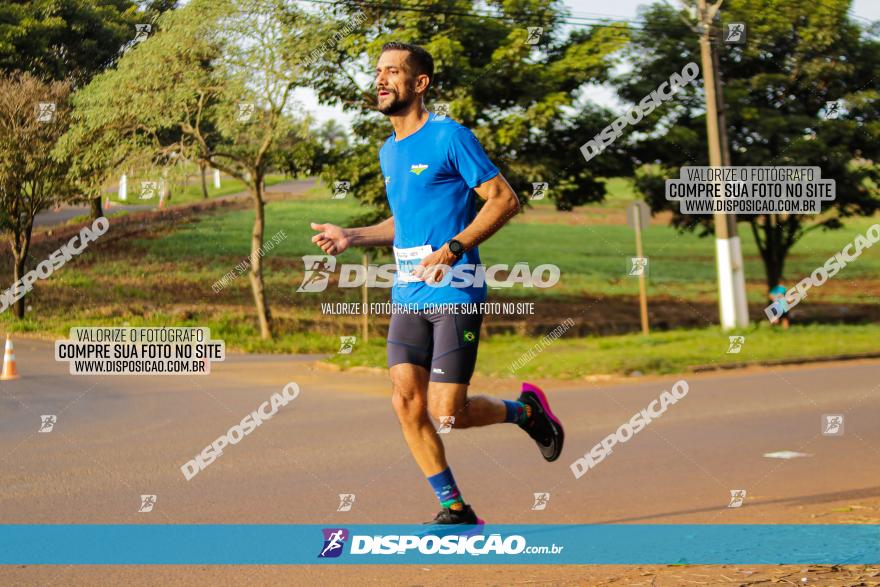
377, 88, 413, 115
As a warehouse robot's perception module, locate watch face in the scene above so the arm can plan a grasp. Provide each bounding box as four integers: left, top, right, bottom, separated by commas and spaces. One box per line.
449, 240, 463, 255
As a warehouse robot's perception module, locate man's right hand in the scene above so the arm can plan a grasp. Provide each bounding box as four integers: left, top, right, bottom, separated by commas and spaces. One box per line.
310, 222, 350, 255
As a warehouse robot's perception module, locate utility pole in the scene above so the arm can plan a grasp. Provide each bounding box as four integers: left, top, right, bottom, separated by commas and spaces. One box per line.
710, 17, 731, 168
628, 201, 651, 335
697, 0, 749, 329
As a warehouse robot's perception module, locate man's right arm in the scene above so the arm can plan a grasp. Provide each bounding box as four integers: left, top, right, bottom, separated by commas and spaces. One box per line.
310, 216, 394, 255
345, 216, 395, 247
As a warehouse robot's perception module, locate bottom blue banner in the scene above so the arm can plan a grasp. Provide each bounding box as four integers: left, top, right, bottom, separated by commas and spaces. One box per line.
0, 524, 877, 564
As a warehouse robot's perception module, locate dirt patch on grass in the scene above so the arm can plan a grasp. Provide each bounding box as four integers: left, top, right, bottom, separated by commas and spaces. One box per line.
518, 202, 675, 226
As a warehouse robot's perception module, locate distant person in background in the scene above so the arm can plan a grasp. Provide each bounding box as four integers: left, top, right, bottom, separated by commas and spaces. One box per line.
769, 285, 790, 329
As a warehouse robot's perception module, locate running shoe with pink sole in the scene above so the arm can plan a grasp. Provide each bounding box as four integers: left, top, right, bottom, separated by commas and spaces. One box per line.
517, 382, 564, 461
423, 504, 485, 527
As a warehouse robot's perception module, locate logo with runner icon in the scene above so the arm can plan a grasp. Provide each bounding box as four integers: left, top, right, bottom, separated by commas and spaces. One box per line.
727, 489, 746, 508
822, 414, 844, 436
318, 528, 349, 558
337, 494, 356, 512
297, 255, 336, 293
38, 415, 57, 433
531, 492, 550, 511
138, 494, 157, 513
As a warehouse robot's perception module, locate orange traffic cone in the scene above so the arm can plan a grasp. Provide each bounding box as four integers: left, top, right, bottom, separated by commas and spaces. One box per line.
1, 335, 20, 380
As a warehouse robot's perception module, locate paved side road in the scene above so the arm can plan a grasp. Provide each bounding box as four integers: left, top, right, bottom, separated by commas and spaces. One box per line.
33, 179, 316, 228
1, 338, 878, 584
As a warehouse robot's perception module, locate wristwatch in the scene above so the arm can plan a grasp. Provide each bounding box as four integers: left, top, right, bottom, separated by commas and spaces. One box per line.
447, 239, 466, 259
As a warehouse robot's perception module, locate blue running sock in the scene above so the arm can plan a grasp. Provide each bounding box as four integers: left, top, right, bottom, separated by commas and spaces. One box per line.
427, 467, 465, 510
503, 399, 529, 424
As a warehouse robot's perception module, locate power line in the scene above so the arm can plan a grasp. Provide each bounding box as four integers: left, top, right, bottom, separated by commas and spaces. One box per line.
294, 0, 877, 37
294, 0, 654, 31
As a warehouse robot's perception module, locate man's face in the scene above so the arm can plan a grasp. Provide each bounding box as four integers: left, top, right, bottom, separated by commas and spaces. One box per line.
375, 50, 418, 115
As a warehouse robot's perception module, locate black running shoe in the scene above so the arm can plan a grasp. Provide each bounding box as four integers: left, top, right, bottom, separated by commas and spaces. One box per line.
517, 382, 564, 462
423, 504, 484, 525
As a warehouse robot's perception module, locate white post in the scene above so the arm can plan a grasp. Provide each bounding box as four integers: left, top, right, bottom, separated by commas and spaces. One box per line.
633, 211, 649, 335
213, 168, 221, 189
118, 174, 127, 201
715, 237, 750, 329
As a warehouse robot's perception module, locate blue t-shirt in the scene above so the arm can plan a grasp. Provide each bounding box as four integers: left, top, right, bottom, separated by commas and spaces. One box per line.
379, 113, 499, 309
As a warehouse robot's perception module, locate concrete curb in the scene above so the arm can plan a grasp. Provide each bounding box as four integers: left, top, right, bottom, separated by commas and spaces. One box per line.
691, 351, 880, 373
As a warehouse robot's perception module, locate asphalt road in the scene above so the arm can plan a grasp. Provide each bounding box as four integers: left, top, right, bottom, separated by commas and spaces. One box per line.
1, 338, 878, 584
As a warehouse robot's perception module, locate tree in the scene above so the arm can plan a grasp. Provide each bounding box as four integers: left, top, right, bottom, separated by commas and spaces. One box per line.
618, 0, 880, 290
0, 0, 180, 219
64, 0, 326, 339
0, 73, 73, 318
0, 0, 148, 85
308, 0, 629, 214
198, 160, 210, 199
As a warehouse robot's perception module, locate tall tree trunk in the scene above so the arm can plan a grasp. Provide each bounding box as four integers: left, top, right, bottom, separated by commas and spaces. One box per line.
248, 177, 272, 339
162, 168, 171, 203
753, 215, 786, 291
90, 196, 104, 220
9, 220, 33, 319
12, 254, 26, 319
765, 253, 784, 291
199, 161, 209, 199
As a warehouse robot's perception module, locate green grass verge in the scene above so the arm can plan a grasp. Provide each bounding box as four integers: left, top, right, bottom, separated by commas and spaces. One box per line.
8, 309, 878, 379
326, 322, 880, 379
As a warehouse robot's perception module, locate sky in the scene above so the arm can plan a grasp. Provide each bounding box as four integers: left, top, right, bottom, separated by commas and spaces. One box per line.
566, 0, 879, 22
298, 0, 880, 126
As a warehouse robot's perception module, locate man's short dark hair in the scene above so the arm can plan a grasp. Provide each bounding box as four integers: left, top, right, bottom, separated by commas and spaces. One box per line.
381, 42, 434, 88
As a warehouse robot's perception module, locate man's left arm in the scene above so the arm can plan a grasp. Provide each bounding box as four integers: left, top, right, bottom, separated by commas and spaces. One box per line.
414, 174, 520, 282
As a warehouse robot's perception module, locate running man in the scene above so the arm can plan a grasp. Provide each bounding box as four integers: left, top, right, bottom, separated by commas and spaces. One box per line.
310, 42, 563, 525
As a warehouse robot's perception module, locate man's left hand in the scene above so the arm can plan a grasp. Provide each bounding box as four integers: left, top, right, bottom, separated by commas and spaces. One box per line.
412, 245, 458, 284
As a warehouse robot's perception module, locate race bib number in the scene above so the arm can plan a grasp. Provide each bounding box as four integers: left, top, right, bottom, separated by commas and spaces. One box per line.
393, 245, 433, 283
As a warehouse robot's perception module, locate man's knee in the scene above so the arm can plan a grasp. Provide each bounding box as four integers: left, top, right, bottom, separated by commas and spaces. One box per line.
428, 396, 467, 428
391, 379, 426, 423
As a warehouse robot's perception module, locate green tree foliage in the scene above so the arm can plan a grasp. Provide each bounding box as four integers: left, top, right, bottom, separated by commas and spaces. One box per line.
0, 0, 179, 222
308, 0, 629, 213
618, 0, 880, 289
0, 0, 177, 86
63, 0, 327, 338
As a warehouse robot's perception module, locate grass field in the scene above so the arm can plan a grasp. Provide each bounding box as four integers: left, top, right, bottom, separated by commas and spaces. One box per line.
141, 178, 880, 305
2, 176, 878, 378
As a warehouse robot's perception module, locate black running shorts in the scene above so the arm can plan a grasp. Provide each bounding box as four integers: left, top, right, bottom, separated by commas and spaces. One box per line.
387, 306, 484, 384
